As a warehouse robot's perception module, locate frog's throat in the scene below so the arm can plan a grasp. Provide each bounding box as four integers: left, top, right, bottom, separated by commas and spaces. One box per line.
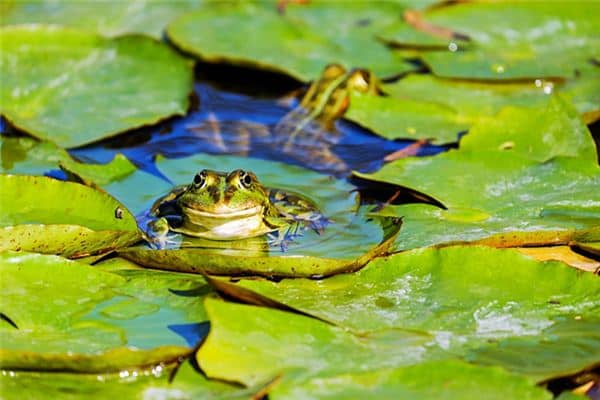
176, 205, 272, 240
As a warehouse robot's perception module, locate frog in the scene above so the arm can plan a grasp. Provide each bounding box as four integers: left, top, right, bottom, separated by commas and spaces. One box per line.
186, 64, 380, 176
146, 168, 325, 249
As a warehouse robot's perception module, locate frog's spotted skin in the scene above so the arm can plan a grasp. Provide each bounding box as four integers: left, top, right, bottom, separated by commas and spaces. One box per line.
148, 169, 326, 249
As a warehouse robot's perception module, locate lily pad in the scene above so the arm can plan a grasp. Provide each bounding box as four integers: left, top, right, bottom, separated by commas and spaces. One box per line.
353, 96, 600, 250
0, 362, 272, 400
347, 73, 600, 143
1, 134, 138, 186
0, 136, 70, 175
0, 252, 211, 372
1, 0, 201, 38
167, 2, 416, 82
108, 153, 402, 277
0, 25, 193, 148
270, 360, 550, 400
0, 174, 140, 257
382, 2, 600, 79
198, 297, 436, 387
211, 246, 600, 381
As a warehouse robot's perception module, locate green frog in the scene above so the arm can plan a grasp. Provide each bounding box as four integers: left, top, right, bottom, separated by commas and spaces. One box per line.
146, 169, 325, 249
187, 64, 379, 176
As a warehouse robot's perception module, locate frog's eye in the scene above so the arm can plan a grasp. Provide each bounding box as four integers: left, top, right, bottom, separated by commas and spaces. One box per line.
193, 170, 207, 188
239, 171, 253, 188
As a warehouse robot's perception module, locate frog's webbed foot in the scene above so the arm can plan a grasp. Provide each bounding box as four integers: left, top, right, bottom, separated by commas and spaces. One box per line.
267, 224, 302, 252
145, 218, 182, 250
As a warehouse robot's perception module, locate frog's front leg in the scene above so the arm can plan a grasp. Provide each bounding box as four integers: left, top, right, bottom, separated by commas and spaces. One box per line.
145, 217, 182, 250
266, 222, 304, 252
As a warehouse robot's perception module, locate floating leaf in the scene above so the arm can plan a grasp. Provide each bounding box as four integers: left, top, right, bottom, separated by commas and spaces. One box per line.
0, 25, 193, 147
353, 96, 599, 250
1, 0, 201, 38
347, 73, 599, 143
382, 2, 600, 79
198, 297, 435, 387
0, 252, 211, 372
0, 174, 140, 257
167, 2, 415, 81
0, 136, 71, 175
0, 361, 271, 400
212, 246, 600, 381
270, 360, 550, 400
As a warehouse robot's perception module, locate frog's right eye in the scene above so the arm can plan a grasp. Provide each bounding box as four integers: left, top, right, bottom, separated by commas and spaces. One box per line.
193, 170, 207, 188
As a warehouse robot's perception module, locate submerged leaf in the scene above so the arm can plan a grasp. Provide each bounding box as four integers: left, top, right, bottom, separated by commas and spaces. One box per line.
0, 25, 193, 148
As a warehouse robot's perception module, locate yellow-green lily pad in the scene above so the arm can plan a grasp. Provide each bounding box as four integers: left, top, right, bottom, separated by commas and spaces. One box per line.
1, 362, 269, 400
0, 25, 193, 148
0, 174, 140, 257
270, 361, 550, 400
210, 246, 600, 381
198, 297, 434, 387
347, 72, 600, 143
167, 2, 416, 82
353, 96, 600, 250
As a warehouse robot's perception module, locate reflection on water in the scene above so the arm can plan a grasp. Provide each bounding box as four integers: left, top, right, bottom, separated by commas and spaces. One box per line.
68, 80, 449, 179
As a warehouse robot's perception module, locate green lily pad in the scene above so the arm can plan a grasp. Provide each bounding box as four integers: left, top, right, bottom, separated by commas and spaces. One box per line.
0, 174, 140, 257
1, 135, 138, 187
0, 136, 70, 175
0, 252, 211, 372
0, 25, 193, 148
353, 96, 600, 250
468, 318, 600, 382
167, 2, 416, 81
198, 297, 436, 387
1, 0, 201, 38
382, 2, 600, 79
270, 360, 550, 400
0, 362, 269, 400
59, 153, 137, 187
347, 73, 600, 143
108, 153, 401, 278
211, 246, 600, 381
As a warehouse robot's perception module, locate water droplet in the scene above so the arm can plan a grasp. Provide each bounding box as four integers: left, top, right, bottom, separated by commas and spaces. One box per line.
448, 42, 458, 52
492, 64, 505, 74
543, 82, 554, 95
119, 370, 130, 378
534, 79, 542, 87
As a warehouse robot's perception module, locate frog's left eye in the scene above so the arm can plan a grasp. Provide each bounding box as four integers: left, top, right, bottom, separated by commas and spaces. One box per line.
193, 170, 208, 188
239, 171, 253, 188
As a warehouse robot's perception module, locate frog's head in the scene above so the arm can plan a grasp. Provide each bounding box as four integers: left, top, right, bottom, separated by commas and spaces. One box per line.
178, 169, 270, 216
301, 64, 380, 123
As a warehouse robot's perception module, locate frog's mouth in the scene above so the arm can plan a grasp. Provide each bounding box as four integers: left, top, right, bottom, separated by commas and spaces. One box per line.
176, 205, 270, 240
183, 205, 263, 219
